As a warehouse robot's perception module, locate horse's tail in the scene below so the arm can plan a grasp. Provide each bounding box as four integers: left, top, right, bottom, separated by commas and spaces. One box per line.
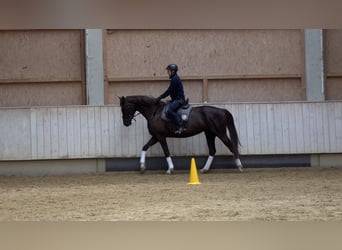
225, 110, 241, 151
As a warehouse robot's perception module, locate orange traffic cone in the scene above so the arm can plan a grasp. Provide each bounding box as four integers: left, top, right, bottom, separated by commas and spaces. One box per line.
188, 157, 201, 185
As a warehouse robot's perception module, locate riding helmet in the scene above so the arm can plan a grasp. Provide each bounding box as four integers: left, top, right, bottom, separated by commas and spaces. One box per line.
166, 64, 178, 72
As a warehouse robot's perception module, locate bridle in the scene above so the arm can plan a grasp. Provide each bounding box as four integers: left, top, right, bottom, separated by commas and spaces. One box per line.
132, 112, 141, 122
124, 103, 141, 123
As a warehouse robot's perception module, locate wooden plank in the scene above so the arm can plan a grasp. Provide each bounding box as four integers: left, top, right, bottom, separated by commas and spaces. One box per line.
265, 104, 276, 155
94, 107, 103, 156
224, 103, 235, 155
334, 102, 342, 152
101, 107, 110, 156
119, 110, 130, 157
57, 108, 68, 158
113, 108, 123, 156
50, 108, 59, 158
310, 104, 319, 153
321, 103, 331, 152
128, 119, 137, 157
136, 120, 145, 155
202, 78, 208, 102
287, 103, 298, 154
30, 108, 38, 159
245, 104, 255, 154
328, 103, 337, 152
66, 108, 75, 157
281, 104, 290, 154
191, 132, 201, 156
80, 108, 89, 156
79, 30, 87, 105
252, 104, 262, 154
0, 79, 82, 84
314, 103, 325, 153
326, 73, 342, 78
0, 109, 31, 160
273, 104, 284, 154
178, 137, 188, 156
302, 104, 311, 153
73, 108, 82, 158
236, 104, 248, 155
136, 116, 146, 155
43, 108, 52, 158
108, 107, 116, 156
293, 103, 303, 153
35, 108, 45, 158
87, 107, 96, 156
107, 74, 302, 83
259, 104, 269, 154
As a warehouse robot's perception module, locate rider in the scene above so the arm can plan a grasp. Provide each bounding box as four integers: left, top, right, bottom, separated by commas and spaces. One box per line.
155, 64, 186, 134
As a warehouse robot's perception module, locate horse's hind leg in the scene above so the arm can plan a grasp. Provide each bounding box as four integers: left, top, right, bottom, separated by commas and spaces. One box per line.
218, 134, 243, 172
140, 136, 158, 173
200, 131, 216, 173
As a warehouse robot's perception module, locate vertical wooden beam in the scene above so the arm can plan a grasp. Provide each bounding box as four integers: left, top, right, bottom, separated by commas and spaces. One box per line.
80, 29, 87, 105
300, 29, 306, 100
202, 77, 208, 103
102, 29, 109, 105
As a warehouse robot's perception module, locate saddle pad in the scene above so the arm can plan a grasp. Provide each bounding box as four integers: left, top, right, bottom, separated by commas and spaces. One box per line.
161, 104, 192, 122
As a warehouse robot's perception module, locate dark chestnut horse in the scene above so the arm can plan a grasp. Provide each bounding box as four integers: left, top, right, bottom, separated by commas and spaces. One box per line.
119, 95, 243, 174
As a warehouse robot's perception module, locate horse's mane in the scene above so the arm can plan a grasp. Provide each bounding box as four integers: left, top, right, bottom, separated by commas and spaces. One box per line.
126, 95, 156, 106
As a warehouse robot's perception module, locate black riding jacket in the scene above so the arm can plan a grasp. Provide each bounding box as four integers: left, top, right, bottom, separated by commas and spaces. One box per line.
159, 74, 185, 101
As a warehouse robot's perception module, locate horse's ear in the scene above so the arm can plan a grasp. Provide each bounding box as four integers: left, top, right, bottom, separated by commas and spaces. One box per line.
118, 96, 125, 105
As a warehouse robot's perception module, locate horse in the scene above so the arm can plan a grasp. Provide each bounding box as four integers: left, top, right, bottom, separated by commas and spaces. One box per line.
119, 95, 243, 174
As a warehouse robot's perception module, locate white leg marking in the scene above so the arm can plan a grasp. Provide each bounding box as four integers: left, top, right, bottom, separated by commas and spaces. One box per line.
166, 156, 174, 174
140, 151, 146, 173
200, 155, 214, 173
140, 151, 146, 165
235, 158, 243, 172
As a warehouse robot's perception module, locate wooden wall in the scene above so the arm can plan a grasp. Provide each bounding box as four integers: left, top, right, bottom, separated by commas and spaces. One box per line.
0, 30, 85, 107
1, 29, 341, 107
105, 30, 305, 104
1, 102, 341, 161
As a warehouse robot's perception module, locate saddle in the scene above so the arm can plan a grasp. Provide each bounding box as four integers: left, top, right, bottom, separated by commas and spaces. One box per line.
161, 98, 192, 122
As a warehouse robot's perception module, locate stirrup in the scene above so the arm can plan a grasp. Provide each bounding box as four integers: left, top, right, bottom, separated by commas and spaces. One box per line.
174, 127, 186, 134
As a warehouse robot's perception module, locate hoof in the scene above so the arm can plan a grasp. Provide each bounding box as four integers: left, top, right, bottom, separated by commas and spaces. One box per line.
235, 159, 244, 173
200, 168, 210, 174
140, 164, 146, 174
166, 169, 173, 175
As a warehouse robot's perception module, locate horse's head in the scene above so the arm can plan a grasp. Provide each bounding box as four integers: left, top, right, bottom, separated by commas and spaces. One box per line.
119, 96, 136, 126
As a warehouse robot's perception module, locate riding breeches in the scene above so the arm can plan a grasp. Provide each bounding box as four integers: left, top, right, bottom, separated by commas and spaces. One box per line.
166, 99, 184, 127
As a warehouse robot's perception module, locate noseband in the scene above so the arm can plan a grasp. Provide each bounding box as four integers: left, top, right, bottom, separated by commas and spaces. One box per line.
124, 103, 141, 122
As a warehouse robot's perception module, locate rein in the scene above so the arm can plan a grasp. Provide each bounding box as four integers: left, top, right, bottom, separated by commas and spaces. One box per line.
132, 112, 141, 122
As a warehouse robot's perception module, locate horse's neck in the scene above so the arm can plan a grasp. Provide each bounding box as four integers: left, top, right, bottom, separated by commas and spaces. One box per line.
134, 99, 158, 121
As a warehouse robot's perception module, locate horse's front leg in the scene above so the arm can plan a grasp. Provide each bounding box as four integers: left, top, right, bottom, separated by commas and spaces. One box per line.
158, 137, 174, 175
140, 136, 158, 173
201, 131, 216, 173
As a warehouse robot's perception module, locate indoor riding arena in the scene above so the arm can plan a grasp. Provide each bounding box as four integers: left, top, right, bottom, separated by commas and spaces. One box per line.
0, 29, 342, 221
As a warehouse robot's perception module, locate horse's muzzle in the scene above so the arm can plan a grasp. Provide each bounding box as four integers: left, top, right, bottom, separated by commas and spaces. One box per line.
123, 120, 132, 126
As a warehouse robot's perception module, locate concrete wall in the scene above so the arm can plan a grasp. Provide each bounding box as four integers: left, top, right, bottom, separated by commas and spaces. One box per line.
0, 159, 105, 175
